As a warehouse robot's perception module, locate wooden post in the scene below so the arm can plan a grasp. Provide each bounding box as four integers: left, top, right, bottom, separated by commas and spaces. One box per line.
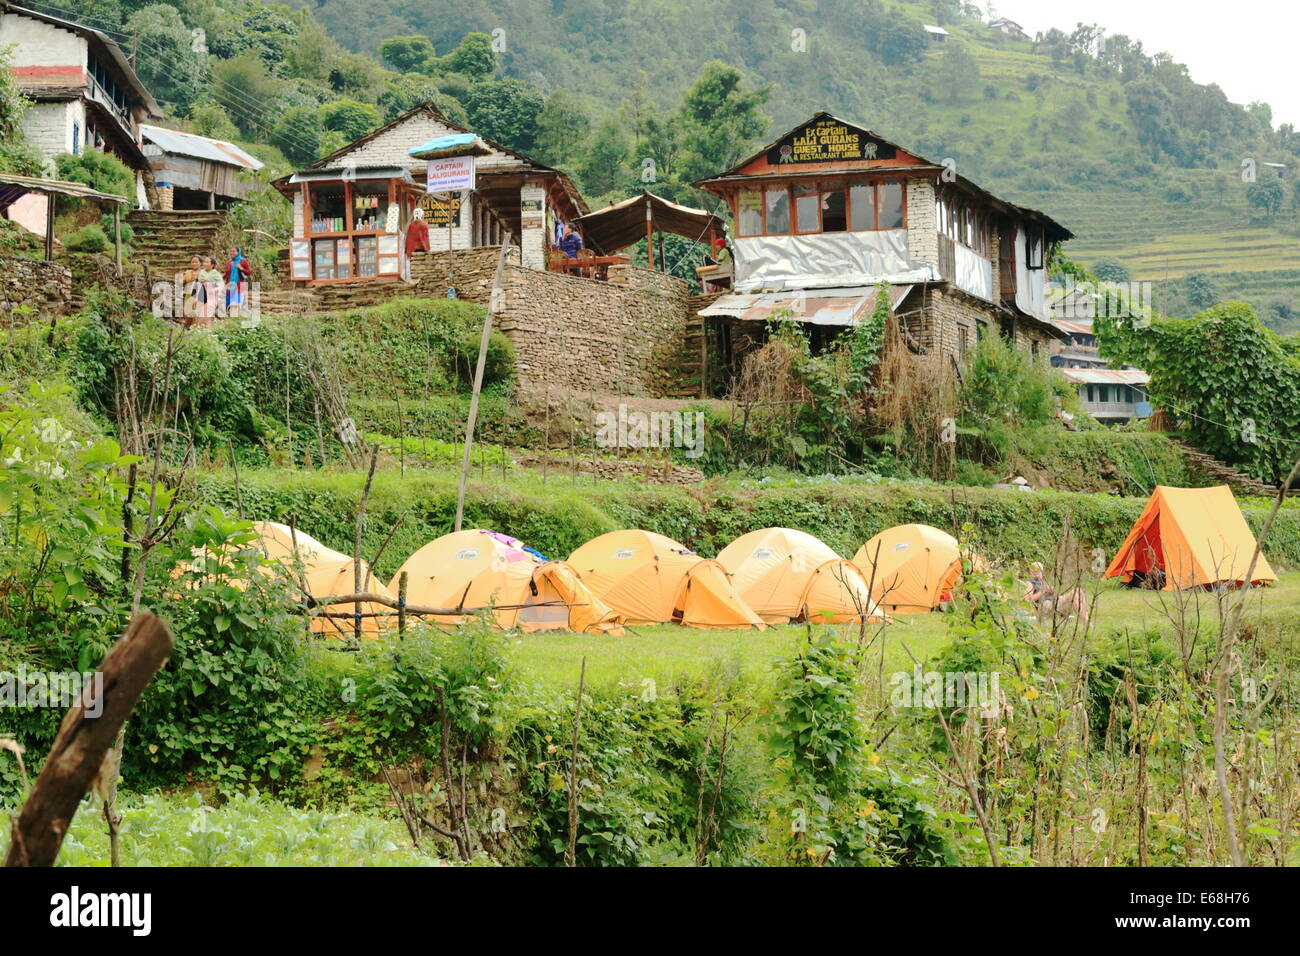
44, 193, 55, 261
113, 205, 122, 276
397, 570, 408, 639
454, 241, 512, 532
3, 614, 174, 867
645, 198, 653, 270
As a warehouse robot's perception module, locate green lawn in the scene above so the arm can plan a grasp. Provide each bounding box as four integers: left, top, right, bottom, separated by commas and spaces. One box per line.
497, 573, 1300, 692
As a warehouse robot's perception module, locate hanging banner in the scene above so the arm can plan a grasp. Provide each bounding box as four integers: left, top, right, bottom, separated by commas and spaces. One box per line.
426, 155, 476, 192
766, 117, 896, 165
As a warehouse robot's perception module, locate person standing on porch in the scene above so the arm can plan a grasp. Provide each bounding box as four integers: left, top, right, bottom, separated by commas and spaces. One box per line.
559, 223, 583, 258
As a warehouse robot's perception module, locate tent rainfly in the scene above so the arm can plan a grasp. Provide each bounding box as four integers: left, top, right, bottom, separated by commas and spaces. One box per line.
574, 190, 723, 265
1105, 485, 1276, 590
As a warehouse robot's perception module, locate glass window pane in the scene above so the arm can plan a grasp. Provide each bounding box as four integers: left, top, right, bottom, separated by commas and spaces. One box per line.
821, 187, 847, 232
737, 191, 762, 236
849, 182, 875, 230
765, 187, 790, 234
878, 181, 903, 229
794, 183, 819, 232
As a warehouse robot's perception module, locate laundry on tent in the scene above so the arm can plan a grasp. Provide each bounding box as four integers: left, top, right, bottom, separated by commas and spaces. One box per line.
1105, 485, 1276, 591
853, 524, 962, 614
716, 527, 879, 623
567, 529, 764, 628
389, 529, 624, 633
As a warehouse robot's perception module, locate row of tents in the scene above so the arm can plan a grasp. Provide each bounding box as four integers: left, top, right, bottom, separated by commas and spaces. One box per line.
236, 484, 1274, 638
241, 522, 972, 636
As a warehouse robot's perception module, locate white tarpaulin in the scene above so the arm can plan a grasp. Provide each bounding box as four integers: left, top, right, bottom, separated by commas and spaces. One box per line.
733, 230, 936, 291
1013, 229, 1047, 319
954, 244, 994, 302
698, 285, 912, 326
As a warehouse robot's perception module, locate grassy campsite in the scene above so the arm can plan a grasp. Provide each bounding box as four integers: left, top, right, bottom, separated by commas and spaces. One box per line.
1, 307, 1297, 868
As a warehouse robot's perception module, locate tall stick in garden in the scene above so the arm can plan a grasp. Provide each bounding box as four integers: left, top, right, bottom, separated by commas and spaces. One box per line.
353, 443, 380, 641
565, 657, 587, 867
455, 242, 513, 532
4, 614, 174, 867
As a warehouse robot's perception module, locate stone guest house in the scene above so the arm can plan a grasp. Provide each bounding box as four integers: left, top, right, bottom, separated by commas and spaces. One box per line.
694, 112, 1073, 368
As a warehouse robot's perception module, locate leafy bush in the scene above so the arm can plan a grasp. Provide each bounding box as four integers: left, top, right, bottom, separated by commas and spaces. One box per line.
55, 150, 135, 200
62, 224, 111, 253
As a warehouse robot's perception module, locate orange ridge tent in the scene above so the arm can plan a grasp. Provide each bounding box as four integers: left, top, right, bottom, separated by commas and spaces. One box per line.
1104, 485, 1276, 591
716, 527, 880, 623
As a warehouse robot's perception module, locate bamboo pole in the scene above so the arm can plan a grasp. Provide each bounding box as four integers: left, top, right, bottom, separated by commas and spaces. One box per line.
454, 241, 512, 531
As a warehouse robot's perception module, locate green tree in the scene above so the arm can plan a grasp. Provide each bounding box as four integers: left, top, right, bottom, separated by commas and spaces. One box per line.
577, 116, 631, 197
211, 52, 282, 136
439, 32, 495, 80
378, 73, 447, 122
1246, 179, 1285, 219
1184, 272, 1219, 310
676, 61, 771, 184
318, 99, 381, 142
931, 41, 980, 104
379, 35, 436, 74
269, 106, 322, 166
1092, 258, 1131, 283
187, 99, 238, 141
1095, 302, 1300, 483
533, 89, 591, 168
464, 78, 544, 152
125, 4, 209, 113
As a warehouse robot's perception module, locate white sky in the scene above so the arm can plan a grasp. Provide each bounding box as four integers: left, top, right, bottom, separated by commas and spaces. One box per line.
988, 0, 1300, 129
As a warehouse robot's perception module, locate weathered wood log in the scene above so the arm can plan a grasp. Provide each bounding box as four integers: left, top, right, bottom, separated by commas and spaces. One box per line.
3, 613, 174, 867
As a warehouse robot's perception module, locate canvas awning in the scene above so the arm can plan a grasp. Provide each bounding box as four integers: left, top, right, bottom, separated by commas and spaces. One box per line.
698, 285, 910, 326
574, 191, 722, 256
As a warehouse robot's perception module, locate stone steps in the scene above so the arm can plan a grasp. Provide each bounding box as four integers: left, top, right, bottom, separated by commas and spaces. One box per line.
126, 210, 227, 276
1172, 440, 1291, 497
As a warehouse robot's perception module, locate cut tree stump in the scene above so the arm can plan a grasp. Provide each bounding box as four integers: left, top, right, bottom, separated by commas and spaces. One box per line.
3, 613, 174, 867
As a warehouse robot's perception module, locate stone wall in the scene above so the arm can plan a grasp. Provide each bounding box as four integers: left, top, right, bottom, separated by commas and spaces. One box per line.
0, 255, 72, 318
409, 245, 515, 303
497, 263, 692, 396
410, 247, 693, 396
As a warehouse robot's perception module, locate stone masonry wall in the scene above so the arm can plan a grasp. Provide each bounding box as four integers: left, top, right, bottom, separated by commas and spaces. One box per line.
497, 264, 692, 396
409, 247, 692, 395
0, 255, 73, 318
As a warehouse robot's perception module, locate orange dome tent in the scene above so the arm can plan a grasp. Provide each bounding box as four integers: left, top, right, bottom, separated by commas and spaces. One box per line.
567, 529, 764, 629
183, 521, 394, 637
1105, 485, 1276, 591
388, 529, 624, 633
716, 527, 879, 623
853, 524, 962, 614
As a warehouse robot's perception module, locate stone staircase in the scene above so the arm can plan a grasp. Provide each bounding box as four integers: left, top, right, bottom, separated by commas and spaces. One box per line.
1173, 440, 1291, 497
661, 294, 717, 399
126, 209, 227, 275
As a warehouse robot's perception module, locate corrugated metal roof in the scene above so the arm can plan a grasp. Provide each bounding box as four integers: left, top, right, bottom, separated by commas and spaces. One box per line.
698, 285, 909, 326
1060, 368, 1150, 386
140, 125, 263, 170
